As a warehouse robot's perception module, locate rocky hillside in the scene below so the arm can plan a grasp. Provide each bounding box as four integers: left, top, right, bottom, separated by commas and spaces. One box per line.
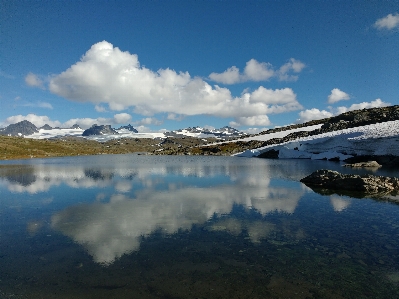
155, 105, 399, 156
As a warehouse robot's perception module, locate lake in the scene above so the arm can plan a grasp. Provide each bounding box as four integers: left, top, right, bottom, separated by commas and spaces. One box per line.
1, 154, 399, 298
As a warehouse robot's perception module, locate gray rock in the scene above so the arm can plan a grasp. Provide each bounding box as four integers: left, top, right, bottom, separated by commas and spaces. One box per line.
300, 169, 399, 199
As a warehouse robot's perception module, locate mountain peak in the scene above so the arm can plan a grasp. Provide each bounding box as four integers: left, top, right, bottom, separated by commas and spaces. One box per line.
0, 120, 38, 136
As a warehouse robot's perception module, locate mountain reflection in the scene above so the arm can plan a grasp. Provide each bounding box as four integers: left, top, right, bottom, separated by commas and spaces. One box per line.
51, 181, 304, 265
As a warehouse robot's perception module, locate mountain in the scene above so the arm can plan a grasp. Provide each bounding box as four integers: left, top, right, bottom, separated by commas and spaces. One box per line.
70, 124, 82, 129
0, 120, 39, 136
40, 124, 53, 130
82, 124, 119, 136
168, 126, 246, 138
117, 124, 138, 133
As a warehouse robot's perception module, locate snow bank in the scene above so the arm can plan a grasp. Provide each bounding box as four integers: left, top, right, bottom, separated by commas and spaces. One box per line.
236, 120, 399, 160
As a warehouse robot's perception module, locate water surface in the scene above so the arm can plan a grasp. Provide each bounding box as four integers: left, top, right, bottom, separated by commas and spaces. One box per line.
1, 155, 399, 298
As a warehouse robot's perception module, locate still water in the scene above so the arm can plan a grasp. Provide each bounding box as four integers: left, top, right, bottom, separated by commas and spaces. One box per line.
0, 154, 399, 298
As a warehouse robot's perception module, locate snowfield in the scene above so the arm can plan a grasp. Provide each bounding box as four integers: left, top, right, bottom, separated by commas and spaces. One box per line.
25, 128, 166, 141
236, 120, 399, 160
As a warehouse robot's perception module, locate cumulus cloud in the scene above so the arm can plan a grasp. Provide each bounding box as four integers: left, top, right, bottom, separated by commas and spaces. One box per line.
328, 88, 350, 104
209, 66, 241, 84
229, 115, 271, 127
209, 58, 306, 84
333, 98, 390, 114
297, 108, 333, 123
374, 13, 399, 30
277, 58, 306, 81
135, 117, 163, 126
48, 41, 302, 121
25, 72, 44, 89
297, 98, 390, 123
243, 59, 275, 81
95, 105, 107, 112
4, 114, 61, 128
3, 113, 134, 129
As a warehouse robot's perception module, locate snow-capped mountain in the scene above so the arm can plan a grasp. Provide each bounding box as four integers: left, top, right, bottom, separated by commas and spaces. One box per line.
167, 126, 246, 138
116, 124, 139, 133
0, 120, 39, 136
82, 124, 119, 136
0, 120, 245, 141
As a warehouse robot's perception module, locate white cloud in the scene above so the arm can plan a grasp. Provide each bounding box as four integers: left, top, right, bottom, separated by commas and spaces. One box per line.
20, 101, 53, 109
49, 41, 303, 120
135, 125, 151, 133
95, 105, 107, 112
277, 58, 306, 81
135, 117, 163, 126
25, 72, 44, 89
334, 98, 390, 114
328, 88, 350, 104
4, 114, 61, 128
113, 113, 132, 124
374, 13, 399, 30
243, 59, 275, 81
209, 58, 306, 84
297, 108, 333, 123
209, 66, 241, 84
297, 98, 390, 123
167, 113, 185, 121
230, 115, 271, 127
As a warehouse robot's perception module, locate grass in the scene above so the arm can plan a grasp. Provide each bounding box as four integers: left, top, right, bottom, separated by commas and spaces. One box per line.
0, 135, 161, 160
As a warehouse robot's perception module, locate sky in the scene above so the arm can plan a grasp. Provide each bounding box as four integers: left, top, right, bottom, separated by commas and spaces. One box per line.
1, 0, 398, 133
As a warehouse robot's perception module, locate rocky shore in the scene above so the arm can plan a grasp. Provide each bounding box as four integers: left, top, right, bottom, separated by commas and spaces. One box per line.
300, 169, 399, 203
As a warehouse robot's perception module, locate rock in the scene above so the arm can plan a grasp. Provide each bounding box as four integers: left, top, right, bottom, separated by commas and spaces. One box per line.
257, 149, 279, 159
300, 169, 399, 200
343, 161, 381, 168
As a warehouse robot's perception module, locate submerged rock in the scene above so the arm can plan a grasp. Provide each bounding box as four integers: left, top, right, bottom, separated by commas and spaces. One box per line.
343, 161, 382, 168
300, 169, 399, 201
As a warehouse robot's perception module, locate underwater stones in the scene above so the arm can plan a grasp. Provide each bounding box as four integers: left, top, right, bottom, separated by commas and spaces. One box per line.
343, 161, 382, 168
300, 169, 399, 199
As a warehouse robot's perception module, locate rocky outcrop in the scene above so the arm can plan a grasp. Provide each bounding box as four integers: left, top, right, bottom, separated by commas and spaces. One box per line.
0, 120, 38, 136
300, 169, 399, 201
320, 105, 399, 131
82, 124, 119, 136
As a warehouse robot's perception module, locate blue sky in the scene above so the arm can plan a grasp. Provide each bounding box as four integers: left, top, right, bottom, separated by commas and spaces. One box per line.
1, 0, 398, 133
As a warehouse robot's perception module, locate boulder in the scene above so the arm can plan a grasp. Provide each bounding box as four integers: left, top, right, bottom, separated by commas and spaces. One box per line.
300, 169, 399, 200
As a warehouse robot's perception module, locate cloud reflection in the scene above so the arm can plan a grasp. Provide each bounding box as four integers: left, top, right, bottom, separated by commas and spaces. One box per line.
330, 195, 351, 212
51, 182, 304, 265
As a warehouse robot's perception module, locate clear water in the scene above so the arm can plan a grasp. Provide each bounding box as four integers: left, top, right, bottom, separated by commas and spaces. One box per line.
0, 155, 398, 298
